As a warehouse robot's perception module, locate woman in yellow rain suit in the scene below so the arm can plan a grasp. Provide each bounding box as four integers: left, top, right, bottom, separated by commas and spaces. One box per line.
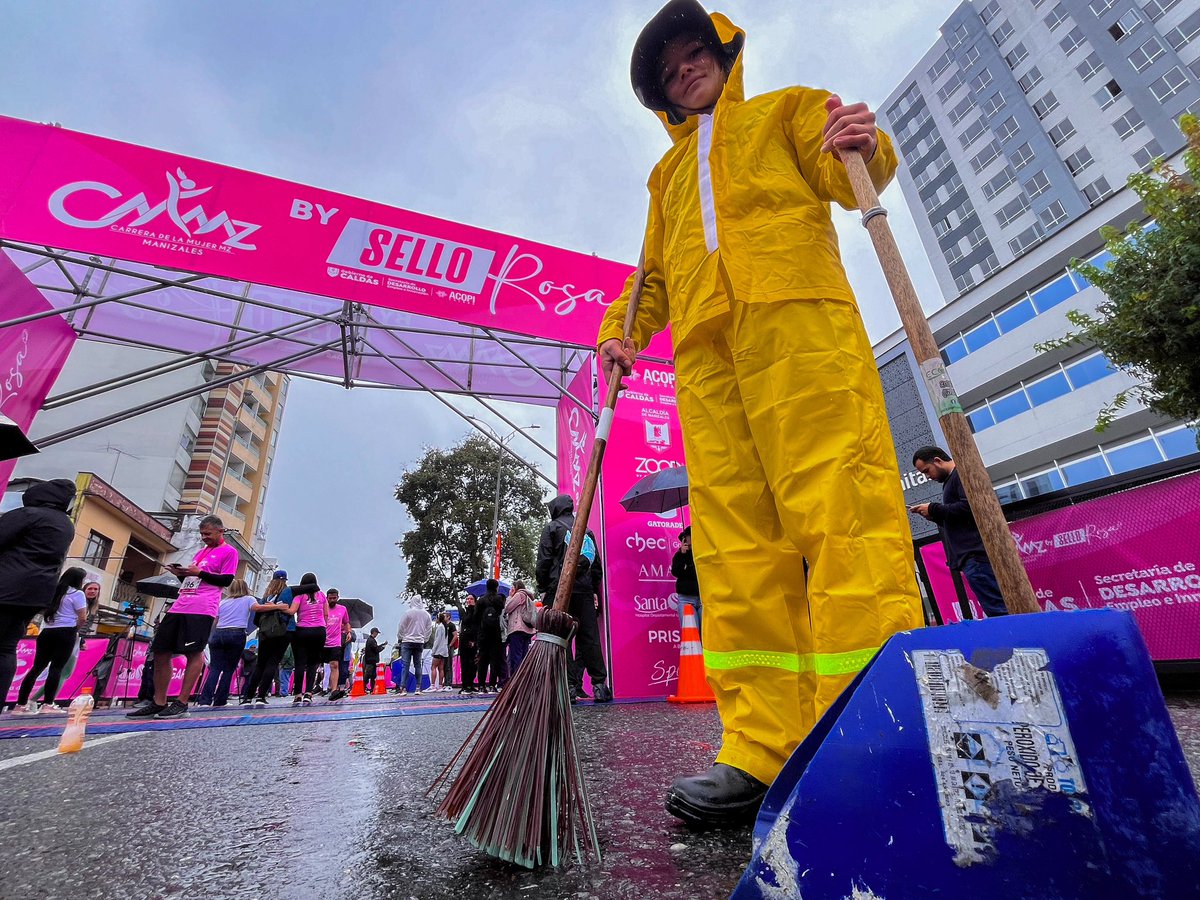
598, 0, 923, 826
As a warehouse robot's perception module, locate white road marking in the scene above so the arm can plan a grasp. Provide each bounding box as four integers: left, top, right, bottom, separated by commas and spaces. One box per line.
0, 731, 145, 772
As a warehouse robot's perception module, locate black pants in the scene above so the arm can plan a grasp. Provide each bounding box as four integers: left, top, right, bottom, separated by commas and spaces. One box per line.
291, 626, 326, 696
17, 626, 77, 706
362, 658, 379, 692
567, 593, 607, 692
0, 605, 41, 707
244, 633, 291, 700
476, 635, 505, 688
459, 638, 477, 688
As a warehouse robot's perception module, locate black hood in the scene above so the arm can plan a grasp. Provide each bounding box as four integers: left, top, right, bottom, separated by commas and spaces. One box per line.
22, 479, 76, 512
548, 493, 574, 520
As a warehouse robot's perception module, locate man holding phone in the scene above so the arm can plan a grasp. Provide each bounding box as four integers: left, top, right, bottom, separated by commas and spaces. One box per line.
128, 515, 239, 719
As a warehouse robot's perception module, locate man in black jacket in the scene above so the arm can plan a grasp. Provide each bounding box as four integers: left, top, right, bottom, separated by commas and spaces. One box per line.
475, 579, 505, 692
671, 525, 701, 635
0, 478, 76, 704
457, 595, 479, 694
362, 628, 386, 693
910, 446, 1008, 617
535, 494, 610, 703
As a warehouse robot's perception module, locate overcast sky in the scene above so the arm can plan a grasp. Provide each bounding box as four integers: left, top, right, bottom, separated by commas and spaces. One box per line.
1, 0, 954, 641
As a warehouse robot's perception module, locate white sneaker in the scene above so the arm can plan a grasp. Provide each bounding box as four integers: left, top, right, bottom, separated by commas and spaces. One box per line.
11, 701, 38, 715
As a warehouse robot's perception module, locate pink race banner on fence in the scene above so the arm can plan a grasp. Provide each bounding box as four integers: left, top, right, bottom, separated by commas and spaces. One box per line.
595, 361, 688, 699
5, 639, 107, 703
0, 115, 671, 350
918, 542, 985, 625
0, 252, 77, 493
920, 471, 1200, 661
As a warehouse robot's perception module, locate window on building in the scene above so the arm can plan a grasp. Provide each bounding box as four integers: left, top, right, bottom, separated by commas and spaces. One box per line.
1150, 66, 1190, 102
992, 20, 1015, 45
1094, 79, 1123, 109
1039, 201, 1069, 228
1112, 109, 1145, 139
996, 296, 1037, 332
949, 95, 975, 125
83, 531, 113, 568
1064, 147, 1095, 175
971, 139, 1003, 173
179, 427, 197, 455
966, 224, 988, 249
1083, 176, 1113, 205
1089, 0, 1117, 12
1005, 42, 1029, 69
965, 44, 982, 66
1010, 141, 1036, 170
1019, 66, 1045, 93
983, 91, 1007, 116
954, 270, 978, 293
937, 71, 966, 102
1060, 26, 1087, 54
1062, 453, 1111, 486
1065, 353, 1115, 388
922, 192, 942, 214
959, 117, 987, 149
934, 217, 953, 238
169, 462, 189, 492
1031, 274, 1077, 312
1021, 468, 1066, 497
1025, 369, 1072, 406
1044, 3, 1069, 29
984, 166, 1018, 199
948, 22, 970, 48
980, 253, 1001, 276
968, 405, 996, 432
946, 242, 966, 265
1129, 36, 1165, 71
996, 116, 1021, 142
963, 318, 1001, 352
1009, 222, 1047, 254
1105, 436, 1165, 473
981, 0, 1002, 23
1143, 0, 1181, 22
1033, 91, 1061, 119
1075, 52, 1104, 81
1048, 117, 1077, 146
1108, 9, 1143, 40
1158, 426, 1200, 459
991, 388, 1033, 423
997, 194, 1032, 227
1133, 139, 1164, 170
943, 337, 969, 364
928, 49, 954, 81
971, 68, 994, 93
1024, 170, 1052, 196
995, 482, 1025, 504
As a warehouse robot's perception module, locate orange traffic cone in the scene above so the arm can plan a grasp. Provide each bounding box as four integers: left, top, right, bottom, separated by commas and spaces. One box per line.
349, 660, 366, 697
372, 663, 387, 695
669, 603, 714, 703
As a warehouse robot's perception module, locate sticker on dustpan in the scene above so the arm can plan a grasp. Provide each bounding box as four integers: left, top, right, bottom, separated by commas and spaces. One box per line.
914, 648, 1090, 866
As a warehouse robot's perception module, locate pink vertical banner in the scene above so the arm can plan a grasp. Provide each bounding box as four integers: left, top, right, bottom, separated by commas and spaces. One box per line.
918, 542, 984, 624
0, 251, 77, 493
596, 361, 687, 699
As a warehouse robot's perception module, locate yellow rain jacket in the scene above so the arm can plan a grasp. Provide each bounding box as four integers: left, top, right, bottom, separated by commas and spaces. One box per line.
598, 13, 923, 786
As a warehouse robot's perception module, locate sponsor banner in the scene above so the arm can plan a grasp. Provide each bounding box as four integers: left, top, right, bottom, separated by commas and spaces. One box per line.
5, 639, 107, 703
0, 252, 77, 494
4, 637, 192, 702
0, 115, 665, 348
919, 471, 1200, 661
918, 542, 985, 625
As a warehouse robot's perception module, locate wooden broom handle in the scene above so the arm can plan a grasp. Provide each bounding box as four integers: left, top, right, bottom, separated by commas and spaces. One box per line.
838, 149, 1039, 615
552, 249, 647, 613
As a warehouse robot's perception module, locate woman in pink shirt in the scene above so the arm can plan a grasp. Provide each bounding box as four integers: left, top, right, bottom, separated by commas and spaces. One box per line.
287, 573, 326, 706
322, 588, 351, 702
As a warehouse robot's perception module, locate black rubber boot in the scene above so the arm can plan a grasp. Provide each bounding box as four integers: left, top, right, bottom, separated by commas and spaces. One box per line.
592, 683, 613, 703
665, 763, 768, 827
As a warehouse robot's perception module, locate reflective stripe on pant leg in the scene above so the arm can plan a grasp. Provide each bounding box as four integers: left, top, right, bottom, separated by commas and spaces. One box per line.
729, 299, 924, 721
675, 321, 815, 786
703, 646, 880, 677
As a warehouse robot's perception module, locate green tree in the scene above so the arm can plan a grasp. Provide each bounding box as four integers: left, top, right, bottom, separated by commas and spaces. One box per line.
395, 435, 546, 612
1041, 116, 1200, 434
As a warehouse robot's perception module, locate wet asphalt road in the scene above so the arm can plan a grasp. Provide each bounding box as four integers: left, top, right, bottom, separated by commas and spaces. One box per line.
1, 689, 1198, 900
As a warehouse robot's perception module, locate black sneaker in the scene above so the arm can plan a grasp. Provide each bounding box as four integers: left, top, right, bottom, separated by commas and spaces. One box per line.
593, 684, 613, 703
328, 689, 346, 702
253, 697, 268, 708
153, 700, 190, 720
291, 695, 302, 706
126, 702, 166, 719
301, 693, 313, 706
238, 697, 252, 707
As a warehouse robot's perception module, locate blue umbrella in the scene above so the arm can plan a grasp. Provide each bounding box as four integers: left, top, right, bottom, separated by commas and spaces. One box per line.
465, 578, 512, 598
620, 464, 689, 513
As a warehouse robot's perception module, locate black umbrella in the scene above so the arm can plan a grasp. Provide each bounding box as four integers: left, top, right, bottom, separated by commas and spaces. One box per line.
135, 572, 181, 599
0, 413, 37, 462
619, 464, 689, 513
339, 597, 374, 629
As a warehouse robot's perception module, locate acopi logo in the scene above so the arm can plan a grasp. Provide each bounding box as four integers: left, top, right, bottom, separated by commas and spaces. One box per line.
49, 168, 262, 250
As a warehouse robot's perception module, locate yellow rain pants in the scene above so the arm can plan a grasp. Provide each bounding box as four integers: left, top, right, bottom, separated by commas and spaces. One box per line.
675, 293, 923, 785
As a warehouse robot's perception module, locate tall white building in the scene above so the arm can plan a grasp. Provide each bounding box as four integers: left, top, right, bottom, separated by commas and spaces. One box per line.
877, 0, 1200, 500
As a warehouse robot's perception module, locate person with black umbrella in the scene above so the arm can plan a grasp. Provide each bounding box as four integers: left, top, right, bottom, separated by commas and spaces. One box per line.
0, 478, 76, 710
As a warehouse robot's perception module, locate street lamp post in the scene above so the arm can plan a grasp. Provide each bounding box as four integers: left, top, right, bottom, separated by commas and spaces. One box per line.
468, 418, 540, 580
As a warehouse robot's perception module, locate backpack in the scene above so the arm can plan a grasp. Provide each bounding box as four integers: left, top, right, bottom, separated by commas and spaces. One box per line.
520, 591, 537, 629
551, 527, 597, 584
256, 607, 290, 639
480, 598, 501, 636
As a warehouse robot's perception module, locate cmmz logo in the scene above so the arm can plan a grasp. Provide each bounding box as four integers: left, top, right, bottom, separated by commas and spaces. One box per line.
49, 168, 262, 250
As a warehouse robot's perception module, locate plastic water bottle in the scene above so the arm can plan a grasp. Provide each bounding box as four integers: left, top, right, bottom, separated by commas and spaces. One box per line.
57, 688, 94, 754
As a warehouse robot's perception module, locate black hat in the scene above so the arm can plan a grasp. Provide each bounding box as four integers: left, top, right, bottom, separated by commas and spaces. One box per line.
630, 0, 742, 125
